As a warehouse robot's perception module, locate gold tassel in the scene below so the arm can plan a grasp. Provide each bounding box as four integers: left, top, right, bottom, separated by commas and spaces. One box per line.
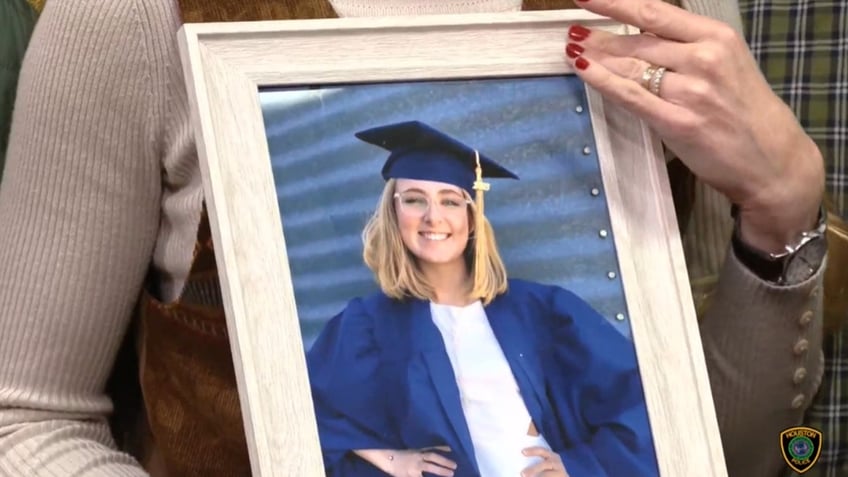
471, 150, 490, 300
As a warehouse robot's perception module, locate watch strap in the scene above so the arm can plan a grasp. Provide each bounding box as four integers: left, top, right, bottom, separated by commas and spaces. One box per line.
730, 204, 826, 284
731, 225, 785, 282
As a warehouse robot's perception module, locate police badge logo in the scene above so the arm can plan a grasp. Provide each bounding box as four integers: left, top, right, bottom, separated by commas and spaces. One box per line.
781, 426, 822, 474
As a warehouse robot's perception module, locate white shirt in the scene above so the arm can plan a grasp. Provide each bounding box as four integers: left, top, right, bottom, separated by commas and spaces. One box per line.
431, 301, 552, 477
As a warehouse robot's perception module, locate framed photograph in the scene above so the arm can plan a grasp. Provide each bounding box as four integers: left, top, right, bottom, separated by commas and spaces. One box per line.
178, 9, 727, 477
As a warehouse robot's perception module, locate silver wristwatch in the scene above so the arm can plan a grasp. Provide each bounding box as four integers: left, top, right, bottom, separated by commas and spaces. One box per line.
731, 204, 828, 285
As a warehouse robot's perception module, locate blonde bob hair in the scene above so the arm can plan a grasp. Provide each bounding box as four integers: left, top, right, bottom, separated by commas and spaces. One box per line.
362, 179, 509, 305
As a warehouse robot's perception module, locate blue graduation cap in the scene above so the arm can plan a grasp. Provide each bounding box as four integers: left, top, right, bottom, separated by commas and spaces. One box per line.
354, 120, 518, 196
355, 120, 518, 302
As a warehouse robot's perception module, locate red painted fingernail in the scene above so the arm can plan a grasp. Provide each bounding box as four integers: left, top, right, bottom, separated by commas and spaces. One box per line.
575, 57, 590, 70
568, 25, 591, 41
565, 43, 584, 59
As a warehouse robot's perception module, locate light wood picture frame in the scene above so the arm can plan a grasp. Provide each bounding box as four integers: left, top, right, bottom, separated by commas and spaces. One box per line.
178, 9, 727, 477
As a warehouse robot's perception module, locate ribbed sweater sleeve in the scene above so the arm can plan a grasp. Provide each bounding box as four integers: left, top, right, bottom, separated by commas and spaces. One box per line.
690, 185, 825, 477
0, 0, 198, 475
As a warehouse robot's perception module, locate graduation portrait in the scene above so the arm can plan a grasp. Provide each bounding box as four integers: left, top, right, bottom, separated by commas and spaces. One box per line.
178, 10, 726, 477
259, 77, 658, 477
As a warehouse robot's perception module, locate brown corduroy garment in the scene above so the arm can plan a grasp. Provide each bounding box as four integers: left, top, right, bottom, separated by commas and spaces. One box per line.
134, 209, 250, 476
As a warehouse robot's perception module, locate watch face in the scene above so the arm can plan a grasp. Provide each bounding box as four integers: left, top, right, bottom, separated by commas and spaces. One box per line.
785, 235, 828, 284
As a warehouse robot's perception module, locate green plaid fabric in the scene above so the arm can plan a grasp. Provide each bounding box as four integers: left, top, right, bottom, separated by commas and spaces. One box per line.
739, 1, 847, 476
741, 0, 847, 215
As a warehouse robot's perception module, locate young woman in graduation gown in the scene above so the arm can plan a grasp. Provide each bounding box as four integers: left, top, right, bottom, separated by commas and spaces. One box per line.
306, 120, 658, 477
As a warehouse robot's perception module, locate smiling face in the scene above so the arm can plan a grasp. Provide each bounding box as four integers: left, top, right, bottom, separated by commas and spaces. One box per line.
394, 178, 472, 273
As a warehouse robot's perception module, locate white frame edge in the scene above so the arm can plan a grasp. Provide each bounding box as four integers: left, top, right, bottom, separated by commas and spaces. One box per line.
177, 9, 727, 477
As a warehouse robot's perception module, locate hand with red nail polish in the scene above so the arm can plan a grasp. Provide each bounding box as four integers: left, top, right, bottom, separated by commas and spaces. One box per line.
565, 0, 824, 257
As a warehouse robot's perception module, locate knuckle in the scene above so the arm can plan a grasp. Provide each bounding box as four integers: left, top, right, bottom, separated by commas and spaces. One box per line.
600, 32, 629, 55
692, 45, 722, 71
712, 22, 742, 45
637, 1, 664, 30
685, 79, 715, 104
601, 34, 621, 53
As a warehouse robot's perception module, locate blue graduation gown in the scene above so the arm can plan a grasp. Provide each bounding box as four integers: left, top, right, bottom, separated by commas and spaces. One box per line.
306, 279, 658, 477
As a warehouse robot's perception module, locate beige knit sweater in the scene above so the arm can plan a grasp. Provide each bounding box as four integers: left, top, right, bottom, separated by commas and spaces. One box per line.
0, 0, 825, 476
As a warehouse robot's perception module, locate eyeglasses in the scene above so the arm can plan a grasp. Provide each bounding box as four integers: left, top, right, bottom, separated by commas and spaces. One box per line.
394, 191, 472, 217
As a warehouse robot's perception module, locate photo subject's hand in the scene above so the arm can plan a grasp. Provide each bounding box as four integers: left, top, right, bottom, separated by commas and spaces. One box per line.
356, 446, 457, 477
521, 447, 570, 477
566, 0, 825, 254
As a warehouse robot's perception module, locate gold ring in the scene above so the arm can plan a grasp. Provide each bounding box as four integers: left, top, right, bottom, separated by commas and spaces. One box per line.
649, 66, 668, 96
640, 65, 658, 90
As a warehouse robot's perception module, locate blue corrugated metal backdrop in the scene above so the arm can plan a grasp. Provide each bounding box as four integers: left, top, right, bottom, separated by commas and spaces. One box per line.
259, 76, 631, 349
